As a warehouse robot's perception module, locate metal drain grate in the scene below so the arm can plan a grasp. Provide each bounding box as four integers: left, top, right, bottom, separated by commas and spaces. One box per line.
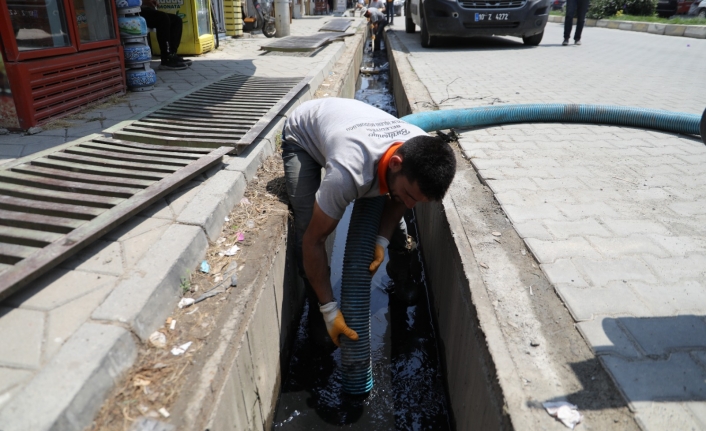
319, 19, 353, 32
110, 74, 309, 154
0, 134, 231, 301
261, 32, 354, 52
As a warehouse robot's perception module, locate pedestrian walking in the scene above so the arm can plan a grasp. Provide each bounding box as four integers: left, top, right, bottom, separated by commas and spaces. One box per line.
386, 0, 395, 25
281, 98, 456, 346
563, 0, 589, 45
369, 0, 385, 10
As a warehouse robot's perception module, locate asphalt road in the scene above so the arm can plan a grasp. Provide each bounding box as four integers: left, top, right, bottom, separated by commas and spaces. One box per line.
392, 21, 706, 113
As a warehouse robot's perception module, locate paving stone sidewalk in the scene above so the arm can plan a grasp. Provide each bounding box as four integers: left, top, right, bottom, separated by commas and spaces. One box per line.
391, 20, 706, 430
0, 15, 360, 431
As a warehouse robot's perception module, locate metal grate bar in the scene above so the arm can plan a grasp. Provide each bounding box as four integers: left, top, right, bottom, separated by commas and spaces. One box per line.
109, 74, 310, 154
0, 134, 232, 301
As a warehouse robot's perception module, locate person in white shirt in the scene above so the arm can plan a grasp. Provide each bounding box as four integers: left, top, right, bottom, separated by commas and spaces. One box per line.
361, 7, 387, 50
281, 98, 456, 346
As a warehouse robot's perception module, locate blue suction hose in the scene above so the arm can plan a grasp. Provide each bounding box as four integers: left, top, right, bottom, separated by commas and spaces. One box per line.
340, 196, 386, 395
399, 104, 706, 143
338, 104, 706, 395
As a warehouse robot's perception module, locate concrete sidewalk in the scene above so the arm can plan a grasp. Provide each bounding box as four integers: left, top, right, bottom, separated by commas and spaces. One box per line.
0, 16, 362, 431
388, 19, 706, 430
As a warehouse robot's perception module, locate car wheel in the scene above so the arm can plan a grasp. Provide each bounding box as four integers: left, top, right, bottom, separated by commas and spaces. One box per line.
699, 8, 706, 17
405, 14, 415, 32
420, 10, 436, 47
522, 31, 543, 46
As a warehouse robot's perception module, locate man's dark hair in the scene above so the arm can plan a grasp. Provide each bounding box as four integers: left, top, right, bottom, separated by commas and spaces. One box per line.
398, 135, 456, 201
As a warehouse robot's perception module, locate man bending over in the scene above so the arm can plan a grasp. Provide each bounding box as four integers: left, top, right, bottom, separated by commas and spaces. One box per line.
281, 98, 456, 346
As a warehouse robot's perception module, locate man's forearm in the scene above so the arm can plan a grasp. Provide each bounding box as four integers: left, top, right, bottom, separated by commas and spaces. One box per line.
378, 197, 407, 240
303, 237, 335, 304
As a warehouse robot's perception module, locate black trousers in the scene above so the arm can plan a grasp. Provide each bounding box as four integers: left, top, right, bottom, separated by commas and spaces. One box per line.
140, 7, 183, 60
374, 19, 388, 50
564, 0, 589, 40
385, 2, 394, 23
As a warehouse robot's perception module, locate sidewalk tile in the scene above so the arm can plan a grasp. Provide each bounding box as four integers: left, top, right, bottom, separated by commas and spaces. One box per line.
502, 203, 565, 224
59, 240, 124, 276
602, 218, 671, 236
555, 280, 652, 321
43, 285, 113, 362
526, 237, 601, 264
586, 235, 670, 258
602, 353, 706, 403
513, 220, 554, 240
631, 280, 706, 315
545, 219, 611, 239
620, 315, 706, 356
0, 323, 136, 431
576, 317, 642, 358
574, 257, 658, 286
631, 401, 702, 431
486, 179, 539, 194
642, 254, 706, 282
0, 307, 44, 369
0, 368, 33, 407
647, 235, 706, 257
541, 259, 589, 288
670, 200, 706, 216
556, 202, 619, 220
5, 270, 117, 311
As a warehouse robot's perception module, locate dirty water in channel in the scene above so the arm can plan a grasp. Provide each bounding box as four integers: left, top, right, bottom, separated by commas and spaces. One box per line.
272, 41, 453, 430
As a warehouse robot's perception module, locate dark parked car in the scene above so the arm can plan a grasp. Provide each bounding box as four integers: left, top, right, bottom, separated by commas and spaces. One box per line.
656, 0, 695, 16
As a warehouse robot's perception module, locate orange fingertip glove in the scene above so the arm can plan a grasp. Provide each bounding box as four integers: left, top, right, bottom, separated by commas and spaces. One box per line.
319, 301, 359, 347
369, 235, 389, 275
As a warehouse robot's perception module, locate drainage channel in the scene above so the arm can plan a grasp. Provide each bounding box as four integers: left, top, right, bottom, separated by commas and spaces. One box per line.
272, 39, 453, 430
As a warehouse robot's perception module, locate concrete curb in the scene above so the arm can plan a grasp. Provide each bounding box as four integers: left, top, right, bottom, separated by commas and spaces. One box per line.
176, 170, 247, 241
0, 28, 356, 431
548, 15, 706, 39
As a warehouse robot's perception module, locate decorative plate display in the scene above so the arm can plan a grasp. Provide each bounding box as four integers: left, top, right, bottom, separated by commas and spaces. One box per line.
124, 43, 152, 64
126, 67, 157, 91
118, 15, 148, 37
116, 0, 142, 8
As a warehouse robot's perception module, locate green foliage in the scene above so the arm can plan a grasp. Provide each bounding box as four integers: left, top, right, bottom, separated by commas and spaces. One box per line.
606, 13, 706, 23
180, 270, 192, 294
624, 0, 657, 16
275, 131, 283, 151
587, 0, 657, 19
587, 0, 623, 19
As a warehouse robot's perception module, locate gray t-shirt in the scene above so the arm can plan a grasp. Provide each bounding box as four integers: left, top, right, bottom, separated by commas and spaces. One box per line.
282, 98, 427, 220
367, 7, 385, 23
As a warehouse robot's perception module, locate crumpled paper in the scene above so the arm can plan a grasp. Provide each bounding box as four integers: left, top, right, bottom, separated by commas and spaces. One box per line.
543, 401, 582, 429
171, 341, 192, 356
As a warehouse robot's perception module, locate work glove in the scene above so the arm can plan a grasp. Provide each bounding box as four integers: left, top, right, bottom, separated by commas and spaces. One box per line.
319, 301, 359, 347
369, 235, 389, 275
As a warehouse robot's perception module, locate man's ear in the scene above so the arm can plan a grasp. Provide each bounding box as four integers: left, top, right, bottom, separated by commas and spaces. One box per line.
388, 154, 403, 172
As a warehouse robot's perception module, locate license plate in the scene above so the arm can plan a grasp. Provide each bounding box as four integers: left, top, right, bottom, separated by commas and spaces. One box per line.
474, 12, 510, 21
